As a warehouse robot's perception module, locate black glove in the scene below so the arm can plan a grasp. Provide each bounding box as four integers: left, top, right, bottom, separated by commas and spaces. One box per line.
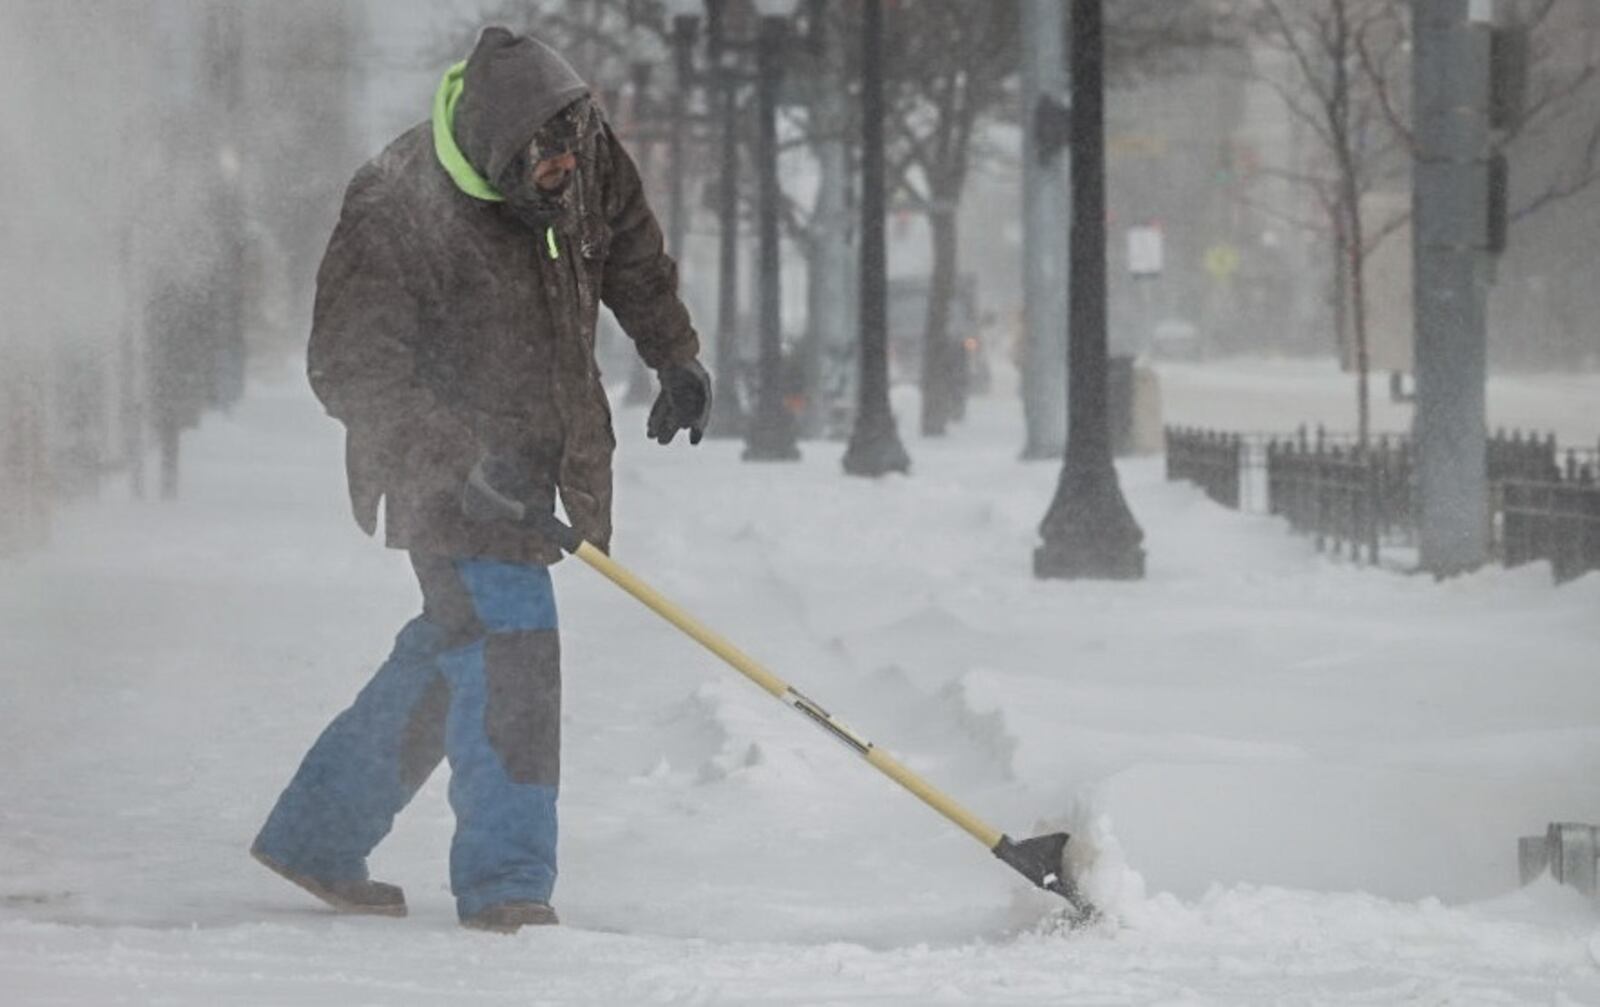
646, 358, 712, 446
461, 451, 554, 526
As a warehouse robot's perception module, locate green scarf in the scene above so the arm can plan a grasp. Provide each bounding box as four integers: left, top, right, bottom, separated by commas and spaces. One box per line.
432, 61, 504, 202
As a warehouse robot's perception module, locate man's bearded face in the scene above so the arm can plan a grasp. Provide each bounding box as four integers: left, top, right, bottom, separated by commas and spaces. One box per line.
524, 97, 600, 195
494, 97, 600, 230
532, 151, 578, 192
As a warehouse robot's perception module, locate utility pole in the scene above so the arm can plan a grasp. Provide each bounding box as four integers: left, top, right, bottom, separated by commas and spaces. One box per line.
1413, 0, 1492, 576
1019, 0, 1070, 461
1035, 0, 1144, 580
742, 14, 801, 461
843, 0, 910, 477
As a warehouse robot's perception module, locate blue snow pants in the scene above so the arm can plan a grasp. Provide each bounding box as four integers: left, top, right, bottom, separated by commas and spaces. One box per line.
253, 552, 561, 920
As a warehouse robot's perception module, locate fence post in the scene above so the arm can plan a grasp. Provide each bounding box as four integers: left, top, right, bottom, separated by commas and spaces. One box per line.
1203, 430, 1216, 502
1295, 428, 1308, 530
1342, 448, 1356, 560
1228, 434, 1242, 510
1266, 439, 1277, 515
1326, 452, 1336, 558
1586, 479, 1600, 577
1312, 443, 1324, 553
1213, 430, 1222, 500
1501, 481, 1517, 566
1366, 451, 1381, 565
1556, 484, 1574, 583
1535, 482, 1552, 574
1345, 448, 1357, 560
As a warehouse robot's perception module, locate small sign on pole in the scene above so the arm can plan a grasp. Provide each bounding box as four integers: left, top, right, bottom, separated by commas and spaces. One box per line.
1128, 224, 1164, 277
1204, 243, 1240, 283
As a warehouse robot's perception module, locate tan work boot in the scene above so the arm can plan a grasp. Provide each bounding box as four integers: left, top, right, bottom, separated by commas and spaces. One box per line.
251, 847, 407, 917
460, 901, 559, 933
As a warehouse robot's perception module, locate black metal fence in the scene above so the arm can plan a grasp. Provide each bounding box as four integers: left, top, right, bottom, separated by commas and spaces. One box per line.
1164, 428, 1243, 510
1163, 425, 1600, 582
1486, 430, 1558, 482
1500, 481, 1600, 582
1264, 433, 1410, 564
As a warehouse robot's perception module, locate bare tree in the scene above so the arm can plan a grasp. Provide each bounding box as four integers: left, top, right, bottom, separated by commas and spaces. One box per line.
1374, 0, 1600, 225
880, 0, 1243, 438
1103, 0, 1256, 83
1254, 0, 1600, 440
451, 0, 661, 86
1254, 0, 1411, 446
444, 1, 1251, 444
878, 0, 1020, 437
1491, 1, 1600, 219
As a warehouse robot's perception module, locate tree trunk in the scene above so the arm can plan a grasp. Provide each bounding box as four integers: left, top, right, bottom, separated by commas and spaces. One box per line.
1345, 202, 1371, 449
921, 207, 960, 437
1338, 159, 1370, 448
707, 76, 745, 438
1332, 210, 1350, 368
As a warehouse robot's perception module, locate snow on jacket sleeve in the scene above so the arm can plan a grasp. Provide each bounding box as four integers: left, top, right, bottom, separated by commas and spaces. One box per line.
307, 175, 475, 536
597, 125, 701, 371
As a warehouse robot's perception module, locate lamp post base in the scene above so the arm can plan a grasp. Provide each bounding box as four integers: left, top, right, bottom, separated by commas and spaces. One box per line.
742, 398, 801, 462
1034, 455, 1145, 580
842, 407, 910, 477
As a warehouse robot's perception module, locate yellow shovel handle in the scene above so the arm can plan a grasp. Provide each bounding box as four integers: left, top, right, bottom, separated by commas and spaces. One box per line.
571, 540, 1004, 850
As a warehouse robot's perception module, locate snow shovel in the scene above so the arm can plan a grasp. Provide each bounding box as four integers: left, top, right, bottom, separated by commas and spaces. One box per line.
466, 469, 1097, 925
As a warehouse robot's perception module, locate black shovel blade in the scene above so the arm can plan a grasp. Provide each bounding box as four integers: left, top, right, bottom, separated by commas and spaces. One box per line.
992, 832, 1098, 926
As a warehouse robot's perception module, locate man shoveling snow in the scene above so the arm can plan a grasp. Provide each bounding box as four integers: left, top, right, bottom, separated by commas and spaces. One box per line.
252, 27, 711, 934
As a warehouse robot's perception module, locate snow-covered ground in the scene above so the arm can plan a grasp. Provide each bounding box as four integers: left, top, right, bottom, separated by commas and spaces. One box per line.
3, 367, 1599, 1004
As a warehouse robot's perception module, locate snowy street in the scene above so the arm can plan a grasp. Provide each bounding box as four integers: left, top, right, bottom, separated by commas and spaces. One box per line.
9, 0, 1600, 999
4, 374, 1599, 1004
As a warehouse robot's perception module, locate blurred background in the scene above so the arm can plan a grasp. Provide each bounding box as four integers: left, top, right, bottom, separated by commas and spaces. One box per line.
2, 0, 1597, 558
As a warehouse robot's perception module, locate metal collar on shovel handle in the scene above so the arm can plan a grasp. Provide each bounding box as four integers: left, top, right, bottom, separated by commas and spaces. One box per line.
502, 496, 1098, 925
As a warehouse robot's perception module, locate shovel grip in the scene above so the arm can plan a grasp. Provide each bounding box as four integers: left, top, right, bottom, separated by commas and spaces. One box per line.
462, 464, 581, 553
530, 511, 582, 554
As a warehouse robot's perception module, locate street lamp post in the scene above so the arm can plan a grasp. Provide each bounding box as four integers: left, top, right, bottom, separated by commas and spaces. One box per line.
741, 14, 801, 461
1034, 0, 1144, 579
703, 0, 750, 438
660, 0, 808, 450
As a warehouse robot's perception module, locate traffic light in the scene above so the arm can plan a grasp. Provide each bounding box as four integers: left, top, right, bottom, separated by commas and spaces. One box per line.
1487, 150, 1509, 256
1489, 24, 1529, 131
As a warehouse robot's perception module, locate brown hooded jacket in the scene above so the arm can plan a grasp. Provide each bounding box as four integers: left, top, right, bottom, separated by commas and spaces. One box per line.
307, 29, 698, 564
